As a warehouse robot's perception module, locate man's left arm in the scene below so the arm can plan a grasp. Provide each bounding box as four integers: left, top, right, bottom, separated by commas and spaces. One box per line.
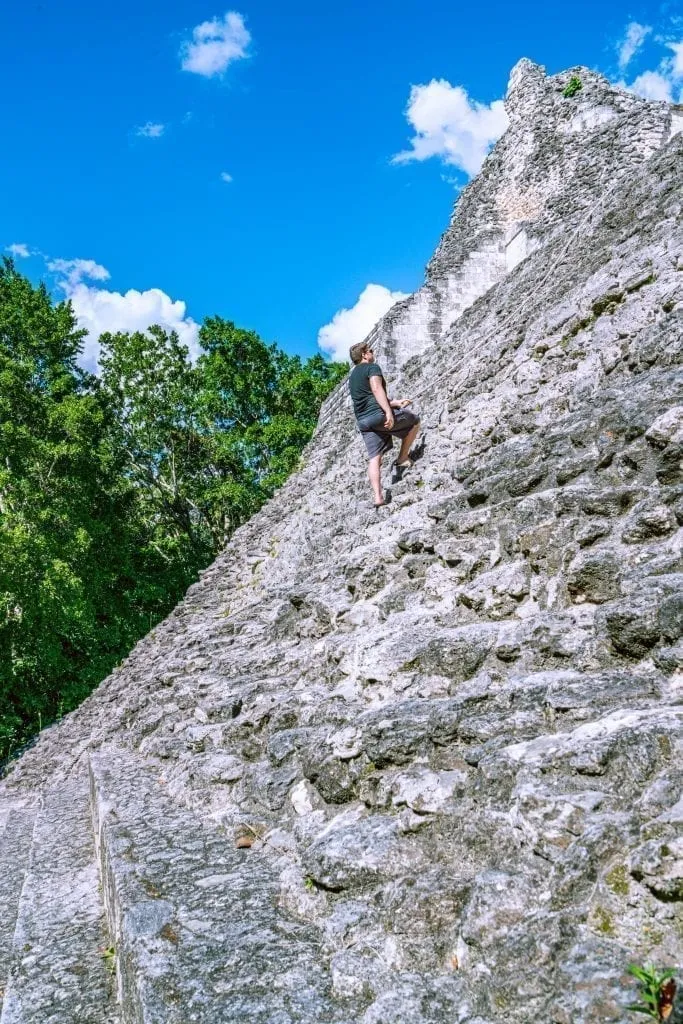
390, 398, 413, 409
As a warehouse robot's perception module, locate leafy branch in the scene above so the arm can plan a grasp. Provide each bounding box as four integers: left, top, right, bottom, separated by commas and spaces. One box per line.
626, 963, 677, 1021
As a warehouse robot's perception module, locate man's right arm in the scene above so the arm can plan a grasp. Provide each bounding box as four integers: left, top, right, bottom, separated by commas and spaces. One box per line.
369, 374, 394, 429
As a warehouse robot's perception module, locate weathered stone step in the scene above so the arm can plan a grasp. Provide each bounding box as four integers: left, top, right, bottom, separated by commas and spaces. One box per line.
0, 778, 119, 1024
89, 747, 341, 1024
389, 481, 681, 591
0, 803, 37, 1005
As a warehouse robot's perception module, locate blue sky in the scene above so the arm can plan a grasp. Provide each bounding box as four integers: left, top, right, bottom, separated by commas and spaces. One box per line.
2, 0, 681, 369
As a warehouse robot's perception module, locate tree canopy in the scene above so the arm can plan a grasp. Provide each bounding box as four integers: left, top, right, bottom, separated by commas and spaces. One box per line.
0, 260, 346, 764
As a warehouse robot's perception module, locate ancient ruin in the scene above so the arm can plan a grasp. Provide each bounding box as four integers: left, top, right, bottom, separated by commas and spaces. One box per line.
1, 60, 681, 1023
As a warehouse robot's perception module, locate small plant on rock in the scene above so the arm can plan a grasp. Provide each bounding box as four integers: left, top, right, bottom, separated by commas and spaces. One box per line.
99, 945, 117, 976
563, 76, 583, 98
626, 963, 677, 1021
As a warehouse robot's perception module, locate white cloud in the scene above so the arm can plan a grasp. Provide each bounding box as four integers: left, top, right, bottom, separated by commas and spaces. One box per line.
69, 284, 200, 371
6, 242, 30, 258
47, 258, 110, 289
180, 11, 250, 78
669, 40, 683, 77
318, 284, 409, 363
136, 122, 165, 138
50, 258, 199, 372
616, 27, 683, 103
618, 22, 652, 70
392, 79, 508, 178
220, 171, 233, 182
629, 69, 674, 102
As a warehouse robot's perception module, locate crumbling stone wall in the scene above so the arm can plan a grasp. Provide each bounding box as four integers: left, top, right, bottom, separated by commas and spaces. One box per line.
369, 59, 678, 377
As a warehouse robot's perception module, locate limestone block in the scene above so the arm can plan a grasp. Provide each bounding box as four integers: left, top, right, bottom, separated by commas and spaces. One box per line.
389, 766, 467, 813
302, 813, 426, 891
629, 837, 683, 900
566, 549, 621, 603
646, 406, 683, 448
622, 502, 678, 543
602, 594, 662, 657
670, 110, 683, 139
505, 227, 528, 271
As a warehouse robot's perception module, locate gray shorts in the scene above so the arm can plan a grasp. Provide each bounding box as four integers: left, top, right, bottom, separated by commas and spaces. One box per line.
357, 408, 420, 458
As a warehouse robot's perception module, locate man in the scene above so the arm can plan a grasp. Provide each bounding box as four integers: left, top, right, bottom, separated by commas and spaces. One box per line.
349, 341, 420, 508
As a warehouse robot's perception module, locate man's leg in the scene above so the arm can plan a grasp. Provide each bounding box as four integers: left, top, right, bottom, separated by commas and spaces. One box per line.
368, 454, 384, 504
397, 420, 420, 464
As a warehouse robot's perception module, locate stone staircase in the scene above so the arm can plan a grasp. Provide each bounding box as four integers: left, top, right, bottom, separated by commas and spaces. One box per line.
0, 780, 118, 1024
89, 748, 342, 1024
0, 801, 37, 1005
1, 753, 345, 1024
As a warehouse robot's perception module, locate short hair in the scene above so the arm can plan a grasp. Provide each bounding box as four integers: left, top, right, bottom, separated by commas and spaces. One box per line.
349, 342, 369, 365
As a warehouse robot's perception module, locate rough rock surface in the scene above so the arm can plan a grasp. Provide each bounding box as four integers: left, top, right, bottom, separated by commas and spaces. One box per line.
0, 778, 118, 1024
1, 61, 682, 1023
357, 58, 679, 376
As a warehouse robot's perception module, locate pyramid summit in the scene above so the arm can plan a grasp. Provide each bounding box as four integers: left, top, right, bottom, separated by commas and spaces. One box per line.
1, 61, 682, 1023
344, 59, 682, 378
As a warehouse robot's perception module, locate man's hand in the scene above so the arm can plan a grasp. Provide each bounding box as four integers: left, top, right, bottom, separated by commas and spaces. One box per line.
384, 412, 395, 429
398, 398, 412, 408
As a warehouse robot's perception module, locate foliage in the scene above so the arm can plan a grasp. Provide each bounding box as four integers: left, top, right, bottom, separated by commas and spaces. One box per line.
99, 945, 117, 975
0, 259, 145, 761
626, 963, 677, 1021
563, 76, 583, 98
99, 325, 215, 571
0, 262, 345, 764
99, 317, 346, 557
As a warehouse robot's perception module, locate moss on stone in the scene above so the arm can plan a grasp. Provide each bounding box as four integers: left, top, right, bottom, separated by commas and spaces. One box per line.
593, 906, 616, 936
605, 864, 629, 896
591, 292, 624, 317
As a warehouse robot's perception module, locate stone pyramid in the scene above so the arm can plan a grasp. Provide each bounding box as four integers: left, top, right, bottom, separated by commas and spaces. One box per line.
1, 60, 681, 1024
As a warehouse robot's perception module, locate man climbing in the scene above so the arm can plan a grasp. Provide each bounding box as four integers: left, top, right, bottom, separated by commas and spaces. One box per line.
349, 341, 420, 508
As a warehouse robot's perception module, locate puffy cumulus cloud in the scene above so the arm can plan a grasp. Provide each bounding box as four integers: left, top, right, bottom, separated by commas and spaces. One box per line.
629, 69, 673, 102
392, 79, 508, 178
180, 11, 250, 78
317, 284, 409, 364
618, 22, 652, 70
50, 258, 199, 373
6, 242, 31, 258
220, 171, 233, 182
136, 122, 165, 138
69, 284, 200, 371
48, 258, 110, 289
616, 27, 683, 103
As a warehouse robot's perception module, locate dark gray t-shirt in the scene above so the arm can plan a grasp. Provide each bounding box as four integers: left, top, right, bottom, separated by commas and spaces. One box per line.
349, 362, 385, 420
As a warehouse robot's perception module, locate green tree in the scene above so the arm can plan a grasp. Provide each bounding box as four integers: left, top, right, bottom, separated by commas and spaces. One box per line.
198, 318, 346, 497
100, 317, 347, 555
0, 260, 147, 759
99, 325, 215, 566
0, 267, 346, 765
